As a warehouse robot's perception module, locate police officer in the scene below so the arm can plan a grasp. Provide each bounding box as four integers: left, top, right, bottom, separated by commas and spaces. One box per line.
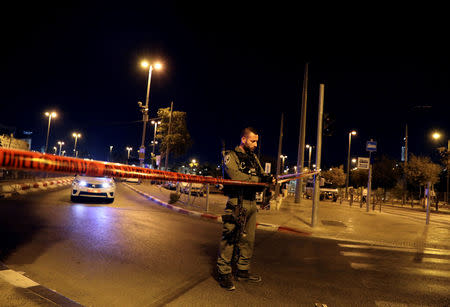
217, 127, 273, 291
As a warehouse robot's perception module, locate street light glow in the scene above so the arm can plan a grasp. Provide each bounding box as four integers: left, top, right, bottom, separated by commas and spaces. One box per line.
72, 133, 81, 138
432, 132, 441, 140
141, 60, 149, 68
154, 62, 162, 70
352, 158, 357, 163
351, 131, 357, 135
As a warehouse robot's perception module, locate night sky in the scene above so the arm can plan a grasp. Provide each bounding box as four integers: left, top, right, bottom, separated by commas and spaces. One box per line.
1, 3, 448, 169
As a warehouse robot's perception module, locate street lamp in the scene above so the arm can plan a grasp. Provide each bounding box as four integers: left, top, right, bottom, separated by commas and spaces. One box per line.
345, 130, 357, 199
57, 141, 64, 156
151, 120, 162, 154
138, 60, 163, 167
126, 147, 132, 162
280, 155, 287, 173
72, 133, 81, 157
109, 146, 113, 162
61, 150, 66, 156
53, 146, 57, 155
44, 111, 57, 153
432, 132, 441, 140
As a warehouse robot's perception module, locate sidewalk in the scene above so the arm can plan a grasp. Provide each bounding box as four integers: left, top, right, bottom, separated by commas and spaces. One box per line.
128, 182, 450, 251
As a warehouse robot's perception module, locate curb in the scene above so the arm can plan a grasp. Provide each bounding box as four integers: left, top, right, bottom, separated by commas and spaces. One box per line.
0, 261, 83, 307
0, 177, 73, 198
123, 183, 312, 236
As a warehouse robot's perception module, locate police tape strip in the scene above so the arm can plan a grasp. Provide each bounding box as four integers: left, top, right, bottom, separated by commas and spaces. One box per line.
0, 148, 318, 187
0, 177, 73, 198
123, 183, 312, 236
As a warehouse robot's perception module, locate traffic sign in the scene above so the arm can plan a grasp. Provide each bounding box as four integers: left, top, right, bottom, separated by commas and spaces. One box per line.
366, 141, 377, 152
357, 157, 370, 169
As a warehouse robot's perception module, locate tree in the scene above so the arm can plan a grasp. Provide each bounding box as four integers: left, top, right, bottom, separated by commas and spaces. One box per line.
350, 168, 368, 187
321, 166, 345, 187
155, 107, 192, 162
404, 154, 441, 188
372, 155, 401, 191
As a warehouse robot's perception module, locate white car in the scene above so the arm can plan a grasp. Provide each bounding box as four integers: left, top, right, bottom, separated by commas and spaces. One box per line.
71, 175, 116, 203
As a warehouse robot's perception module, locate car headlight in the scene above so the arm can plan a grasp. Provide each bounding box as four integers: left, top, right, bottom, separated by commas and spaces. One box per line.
102, 182, 114, 188
79, 181, 87, 187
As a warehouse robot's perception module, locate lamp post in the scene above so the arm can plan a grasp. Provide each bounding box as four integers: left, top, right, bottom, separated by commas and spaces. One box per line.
126, 147, 132, 164
44, 111, 57, 153
109, 146, 113, 162
306, 145, 314, 170
72, 133, 81, 157
431, 132, 449, 205
57, 141, 64, 156
61, 150, 66, 156
280, 155, 287, 173
138, 60, 163, 167
53, 146, 57, 155
151, 120, 162, 154
345, 130, 357, 199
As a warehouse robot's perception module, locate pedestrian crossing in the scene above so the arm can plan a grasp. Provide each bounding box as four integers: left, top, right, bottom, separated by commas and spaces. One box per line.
338, 242, 450, 305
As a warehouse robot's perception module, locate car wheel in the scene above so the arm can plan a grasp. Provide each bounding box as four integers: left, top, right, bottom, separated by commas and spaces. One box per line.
70, 195, 78, 202
106, 198, 115, 204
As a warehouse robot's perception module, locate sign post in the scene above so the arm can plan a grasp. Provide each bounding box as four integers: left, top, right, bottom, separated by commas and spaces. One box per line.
366, 140, 377, 212
357, 157, 370, 170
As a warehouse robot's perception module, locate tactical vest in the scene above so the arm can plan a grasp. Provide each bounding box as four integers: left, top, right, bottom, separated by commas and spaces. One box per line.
222, 148, 264, 199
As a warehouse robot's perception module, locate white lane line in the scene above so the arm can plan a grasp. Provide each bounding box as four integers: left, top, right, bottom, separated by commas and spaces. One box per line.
338, 243, 450, 256
350, 262, 376, 270
422, 257, 450, 264
340, 251, 381, 258
350, 262, 450, 278
0, 270, 39, 288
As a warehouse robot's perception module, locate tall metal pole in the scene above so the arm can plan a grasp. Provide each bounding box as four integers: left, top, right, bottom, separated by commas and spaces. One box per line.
73, 136, 78, 157
275, 113, 284, 198
139, 65, 153, 167
426, 181, 431, 224
345, 132, 352, 199
447, 140, 449, 205
367, 150, 373, 212
308, 146, 312, 170
45, 116, 52, 154
152, 122, 157, 154
312, 84, 324, 227
295, 63, 309, 203
164, 101, 174, 171
403, 124, 408, 205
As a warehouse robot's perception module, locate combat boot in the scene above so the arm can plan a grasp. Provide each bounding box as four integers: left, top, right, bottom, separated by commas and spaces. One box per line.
236, 270, 262, 282
218, 273, 236, 291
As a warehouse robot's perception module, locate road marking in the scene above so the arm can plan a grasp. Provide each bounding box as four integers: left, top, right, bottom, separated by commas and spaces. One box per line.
340, 251, 381, 258
350, 261, 450, 278
0, 270, 39, 288
338, 243, 450, 256
421, 257, 450, 264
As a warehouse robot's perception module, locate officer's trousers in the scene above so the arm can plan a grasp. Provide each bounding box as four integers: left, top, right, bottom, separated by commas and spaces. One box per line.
216, 197, 257, 275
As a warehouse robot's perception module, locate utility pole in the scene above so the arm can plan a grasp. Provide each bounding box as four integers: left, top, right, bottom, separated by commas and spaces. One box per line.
446, 140, 449, 205
164, 101, 174, 171
275, 113, 284, 199
403, 124, 408, 205
312, 84, 324, 227
295, 63, 309, 203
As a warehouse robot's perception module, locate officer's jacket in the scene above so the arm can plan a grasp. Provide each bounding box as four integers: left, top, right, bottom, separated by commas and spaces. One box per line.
222, 146, 265, 199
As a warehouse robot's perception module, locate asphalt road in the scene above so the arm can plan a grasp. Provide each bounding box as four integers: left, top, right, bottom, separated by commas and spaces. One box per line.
0, 184, 449, 306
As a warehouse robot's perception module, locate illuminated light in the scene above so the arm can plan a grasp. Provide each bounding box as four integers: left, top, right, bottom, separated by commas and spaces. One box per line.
351, 131, 357, 135
432, 132, 441, 140
141, 60, 149, 68
154, 62, 162, 70
79, 181, 87, 187
352, 158, 357, 163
